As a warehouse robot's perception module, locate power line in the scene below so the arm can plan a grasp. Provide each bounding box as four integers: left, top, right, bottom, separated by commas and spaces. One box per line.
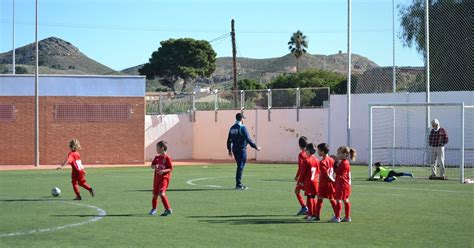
208, 33, 230, 43
0, 20, 393, 34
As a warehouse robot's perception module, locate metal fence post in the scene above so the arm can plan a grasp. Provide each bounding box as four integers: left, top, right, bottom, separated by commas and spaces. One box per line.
191, 92, 196, 122
267, 89, 272, 122
214, 89, 218, 122
296, 87, 300, 122
159, 92, 163, 115
240, 90, 245, 110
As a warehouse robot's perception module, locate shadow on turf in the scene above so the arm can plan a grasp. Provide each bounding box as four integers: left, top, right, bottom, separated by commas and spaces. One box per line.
188, 214, 293, 218
126, 188, 233, 192
188, 215, 334, 225
0, 197, 58, 202
260, 179, 294, 183
198, 218, 332, 225
52, 214, 148, 218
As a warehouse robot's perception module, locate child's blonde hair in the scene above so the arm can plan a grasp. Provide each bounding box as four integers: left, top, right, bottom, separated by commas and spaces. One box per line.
337, 146, 356, 161
69, 139, 81, 151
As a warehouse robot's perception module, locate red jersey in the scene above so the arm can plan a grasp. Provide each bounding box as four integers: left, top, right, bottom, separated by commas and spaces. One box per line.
318, 156, 335, 198
152, 154, 173, 180
295, 151, 307, 184
300, 155, 320, 196
67, 151, 84, 172
335, 159, 351, 200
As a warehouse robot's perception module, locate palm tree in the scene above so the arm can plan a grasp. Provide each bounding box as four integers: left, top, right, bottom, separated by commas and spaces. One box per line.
288, 30, 308, 72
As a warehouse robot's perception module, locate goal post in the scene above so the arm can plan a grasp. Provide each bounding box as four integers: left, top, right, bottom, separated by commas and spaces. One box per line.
368, 102, 472, 184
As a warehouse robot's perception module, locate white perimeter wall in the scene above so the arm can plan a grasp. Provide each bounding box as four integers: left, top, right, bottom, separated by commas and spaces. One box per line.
192, 109, 328, 162
145, 115, 193, 161
145, 91, 473, 163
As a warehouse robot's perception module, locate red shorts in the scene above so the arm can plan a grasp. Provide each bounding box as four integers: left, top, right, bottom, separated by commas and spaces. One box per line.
304, 181, 318, 196
295, 183, 304, 192
153, 174, 170, 195
318, 181, 335, 199
335, 183, 351, 201
71, 170, 86, 185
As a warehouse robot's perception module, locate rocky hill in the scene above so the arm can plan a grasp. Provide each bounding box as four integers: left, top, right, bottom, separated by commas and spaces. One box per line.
123, 52, 378, 84
0, 37, 117, 75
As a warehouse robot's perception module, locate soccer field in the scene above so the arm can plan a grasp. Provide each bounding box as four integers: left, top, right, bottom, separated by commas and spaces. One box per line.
1, 164, 473, 247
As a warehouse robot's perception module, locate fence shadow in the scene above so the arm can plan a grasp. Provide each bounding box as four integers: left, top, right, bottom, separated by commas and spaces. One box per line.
188, 214, 334, 225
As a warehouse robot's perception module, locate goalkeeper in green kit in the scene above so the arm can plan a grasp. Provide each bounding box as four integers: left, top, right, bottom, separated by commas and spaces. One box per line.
368, 162, 414, 182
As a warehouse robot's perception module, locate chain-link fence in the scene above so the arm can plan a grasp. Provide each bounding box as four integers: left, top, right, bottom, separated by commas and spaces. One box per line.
352, 0, 473, 95
146, 87, 329, 115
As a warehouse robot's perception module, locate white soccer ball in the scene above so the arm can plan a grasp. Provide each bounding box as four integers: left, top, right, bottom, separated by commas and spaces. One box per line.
51, 187, 61, 197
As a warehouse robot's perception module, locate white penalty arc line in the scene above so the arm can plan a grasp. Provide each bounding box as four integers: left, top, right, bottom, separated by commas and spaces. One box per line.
186, 177, 231, 188
0, 201, 107, 238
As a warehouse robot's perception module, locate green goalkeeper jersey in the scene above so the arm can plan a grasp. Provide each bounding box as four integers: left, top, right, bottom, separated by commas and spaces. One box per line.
377, 166, 391, 178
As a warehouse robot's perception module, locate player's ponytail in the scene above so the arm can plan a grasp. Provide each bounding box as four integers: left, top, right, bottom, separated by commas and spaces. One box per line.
337, 145, 356, 161
349, 148, 357, 161
317, 143, 330, 154
306, 143, 317, 155
298, 136, 308, 149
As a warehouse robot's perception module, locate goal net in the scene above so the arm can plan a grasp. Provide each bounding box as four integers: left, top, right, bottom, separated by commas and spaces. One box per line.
368, 103, 473, 183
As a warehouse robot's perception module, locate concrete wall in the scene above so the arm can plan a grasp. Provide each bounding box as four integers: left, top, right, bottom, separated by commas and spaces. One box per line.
146, 108, 329, 162
146, 91, 473, 165
145, 114, 193, 161
0, 75, 145, 165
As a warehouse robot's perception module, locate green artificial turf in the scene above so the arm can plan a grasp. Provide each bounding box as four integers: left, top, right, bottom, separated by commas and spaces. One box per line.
1, 164, 473, 247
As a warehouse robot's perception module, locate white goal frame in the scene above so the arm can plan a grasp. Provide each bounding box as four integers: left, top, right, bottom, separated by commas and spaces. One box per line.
368, 102, 469, 184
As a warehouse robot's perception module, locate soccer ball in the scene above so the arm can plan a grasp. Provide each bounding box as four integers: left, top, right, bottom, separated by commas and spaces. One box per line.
51, 187, 61, 197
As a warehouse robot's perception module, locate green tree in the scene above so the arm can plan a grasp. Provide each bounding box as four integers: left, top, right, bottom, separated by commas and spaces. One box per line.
139, 38, 217, 92
15, 66, 28, 74
268, 69, 346, 107
269, 69, 345, 91
237, 79, 266, 90
288, 30, 308, 72
399, 0, 473, 91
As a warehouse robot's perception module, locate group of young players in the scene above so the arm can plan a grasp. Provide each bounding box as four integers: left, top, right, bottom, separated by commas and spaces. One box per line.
57, 135, 356, 221
294, 136, 356, 223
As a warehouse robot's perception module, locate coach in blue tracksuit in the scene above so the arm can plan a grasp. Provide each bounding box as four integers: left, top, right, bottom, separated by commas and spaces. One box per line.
227, 113, 261, 190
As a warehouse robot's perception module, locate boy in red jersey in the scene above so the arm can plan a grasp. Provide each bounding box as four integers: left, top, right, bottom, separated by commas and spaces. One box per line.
149, 141, 173, 216
314, 143, 338, 221
332, 146, 356, 223
298, 143, 320, 221
57, 139, 94, 200
294, 136, 309, 215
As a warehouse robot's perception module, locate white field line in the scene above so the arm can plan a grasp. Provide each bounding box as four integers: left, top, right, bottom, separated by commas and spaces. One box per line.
186, 177, 228, 188
0, 201, 107, 238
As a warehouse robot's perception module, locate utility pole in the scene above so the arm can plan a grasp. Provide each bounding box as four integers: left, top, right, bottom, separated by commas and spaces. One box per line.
231, 19, 238, 109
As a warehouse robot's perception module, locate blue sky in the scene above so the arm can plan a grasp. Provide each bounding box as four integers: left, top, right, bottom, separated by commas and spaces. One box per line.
0, 0, 423, 71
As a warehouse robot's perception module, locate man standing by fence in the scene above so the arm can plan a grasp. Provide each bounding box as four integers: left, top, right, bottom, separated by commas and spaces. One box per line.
227, 113, 261, 190
429, 119, 449, 180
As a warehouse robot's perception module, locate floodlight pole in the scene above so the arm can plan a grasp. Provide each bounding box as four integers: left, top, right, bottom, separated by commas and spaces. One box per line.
392, 0, 396, 93
347, 0, 352, 147
34, 0, 39, 167
424, 0, 431, 166
425, 0, 430, 106
12, 0, 15, 74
